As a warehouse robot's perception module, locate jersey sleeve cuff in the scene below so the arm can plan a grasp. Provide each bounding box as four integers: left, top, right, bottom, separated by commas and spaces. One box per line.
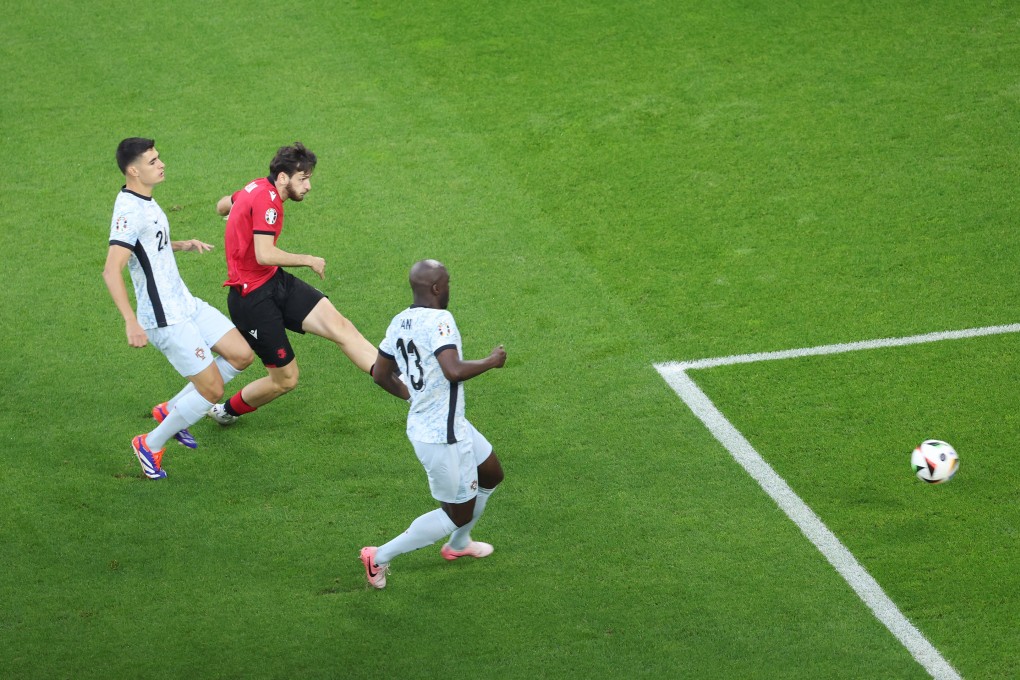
433, 343, 456, 357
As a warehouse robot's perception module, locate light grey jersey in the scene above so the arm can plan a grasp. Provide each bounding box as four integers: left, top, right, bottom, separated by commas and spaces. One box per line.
109, 188, 196, 329
379, 306, 466, 444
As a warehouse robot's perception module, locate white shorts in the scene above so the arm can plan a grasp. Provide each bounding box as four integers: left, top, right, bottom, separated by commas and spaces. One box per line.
411, 422, 493, 504
146, 298, 236, 378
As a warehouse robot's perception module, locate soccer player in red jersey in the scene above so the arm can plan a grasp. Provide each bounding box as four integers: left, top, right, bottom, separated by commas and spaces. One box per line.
207, 142, 379, 424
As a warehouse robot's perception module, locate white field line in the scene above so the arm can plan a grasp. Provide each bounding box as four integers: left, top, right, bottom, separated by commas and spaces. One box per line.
659, 323, 1020, 372
653, 324, 1020, 679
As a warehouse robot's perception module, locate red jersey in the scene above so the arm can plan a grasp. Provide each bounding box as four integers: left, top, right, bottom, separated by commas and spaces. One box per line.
223, 177, 285, 295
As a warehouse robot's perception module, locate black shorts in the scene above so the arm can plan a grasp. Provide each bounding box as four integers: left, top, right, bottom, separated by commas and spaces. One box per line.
227, 269, 326, 368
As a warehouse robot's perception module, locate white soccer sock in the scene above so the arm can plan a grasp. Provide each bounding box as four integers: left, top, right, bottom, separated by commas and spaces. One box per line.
215, 355, 244, 384
448, 487, 494, 550
147, 390, 215, 450
167, 357, 244, 410
375, 508, 457, 565
165, 384, 194, 412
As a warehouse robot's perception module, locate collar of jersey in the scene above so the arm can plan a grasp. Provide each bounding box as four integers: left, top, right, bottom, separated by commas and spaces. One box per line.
120, 186, 153, 201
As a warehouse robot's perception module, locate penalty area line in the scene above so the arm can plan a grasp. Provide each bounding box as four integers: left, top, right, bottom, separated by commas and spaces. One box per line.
651, 323, 1020, 680
659, 322, 1020, 372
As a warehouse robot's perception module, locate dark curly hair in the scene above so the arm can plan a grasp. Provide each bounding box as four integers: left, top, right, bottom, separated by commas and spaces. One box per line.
269, 142, 317, 179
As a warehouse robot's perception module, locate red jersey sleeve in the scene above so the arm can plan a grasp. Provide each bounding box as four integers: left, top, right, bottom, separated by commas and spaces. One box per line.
223, 178, 284, 294
250, 186, 284, 238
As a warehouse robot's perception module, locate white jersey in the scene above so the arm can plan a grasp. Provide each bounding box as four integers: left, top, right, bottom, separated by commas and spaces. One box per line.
109, 188, 197, 329
379, 306, 466, 444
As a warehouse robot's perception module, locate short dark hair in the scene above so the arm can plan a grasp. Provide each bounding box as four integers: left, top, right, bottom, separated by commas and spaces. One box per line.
269, 142, 317, 179
117, 137, 155, 174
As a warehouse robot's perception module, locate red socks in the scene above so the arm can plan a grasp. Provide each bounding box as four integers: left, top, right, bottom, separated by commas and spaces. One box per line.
225, 391, 257, 417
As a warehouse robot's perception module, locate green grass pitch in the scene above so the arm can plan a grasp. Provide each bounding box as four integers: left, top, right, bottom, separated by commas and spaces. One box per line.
1, 1, 1018, 677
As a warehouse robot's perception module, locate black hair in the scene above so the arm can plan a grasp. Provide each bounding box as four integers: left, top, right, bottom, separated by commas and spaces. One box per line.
269, 142, 317, 179
116, 137, 155, 174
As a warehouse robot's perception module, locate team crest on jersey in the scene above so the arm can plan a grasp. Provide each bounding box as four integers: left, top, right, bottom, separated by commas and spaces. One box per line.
438, 321, 451, 337
264, 208, 279, 225
195, 348, 206, 360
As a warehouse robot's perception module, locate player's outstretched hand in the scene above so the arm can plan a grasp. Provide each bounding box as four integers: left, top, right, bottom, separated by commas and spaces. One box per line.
490, 344, 507, 368
176, 239, 215, 253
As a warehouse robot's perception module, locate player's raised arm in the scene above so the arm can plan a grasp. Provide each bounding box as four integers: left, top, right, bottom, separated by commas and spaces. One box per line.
436, 344, 506, 383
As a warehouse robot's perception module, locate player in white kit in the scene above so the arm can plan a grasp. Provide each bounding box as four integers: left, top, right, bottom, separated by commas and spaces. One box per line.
102, 138, 253, 479
360, 259, 506, 589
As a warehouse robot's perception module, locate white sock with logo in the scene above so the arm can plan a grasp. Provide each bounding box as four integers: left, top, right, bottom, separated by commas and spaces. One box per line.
448, 487, 494, 550
147, 391, 215, 450
375, 508, 457, 565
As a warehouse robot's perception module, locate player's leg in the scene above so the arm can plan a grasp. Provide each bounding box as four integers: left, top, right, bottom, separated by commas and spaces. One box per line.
211, 327, 255, 373
238, 362, 300, 408
210, 285, 296, 423
300, 298, 376, 374
361, 504, 464, 590
444, 425, 501, 559
148, 361, 224, 448
361, 441, 475, 587
211, 361, 299, 423
157, 306, 254, 439
136, 322, 224, 478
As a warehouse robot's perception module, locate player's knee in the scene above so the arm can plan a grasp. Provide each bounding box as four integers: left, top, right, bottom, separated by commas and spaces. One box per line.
478, 452, 504, 488
443, 502, 474, 527
273, 370, 299, 393
197, 382, 225, 403
485, 466, 504, 489
233, 348, 255, 371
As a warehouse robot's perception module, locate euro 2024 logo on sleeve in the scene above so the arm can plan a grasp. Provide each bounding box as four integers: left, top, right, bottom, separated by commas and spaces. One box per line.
438, 321, 451, 337
264, 208, 278, 225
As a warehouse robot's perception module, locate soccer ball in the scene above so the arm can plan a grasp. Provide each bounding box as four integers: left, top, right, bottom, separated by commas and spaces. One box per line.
911, 440, 959, 484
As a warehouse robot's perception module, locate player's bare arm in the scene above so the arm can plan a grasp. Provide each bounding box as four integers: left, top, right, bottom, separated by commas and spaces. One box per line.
101, 244, 148, 348
436, 345, 506, 383
373, 353, 412, 400
172, 239, 215, 253
253, 233, 326, 278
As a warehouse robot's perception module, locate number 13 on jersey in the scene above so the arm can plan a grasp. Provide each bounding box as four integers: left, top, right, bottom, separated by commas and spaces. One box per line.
395, 338, 425, 390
